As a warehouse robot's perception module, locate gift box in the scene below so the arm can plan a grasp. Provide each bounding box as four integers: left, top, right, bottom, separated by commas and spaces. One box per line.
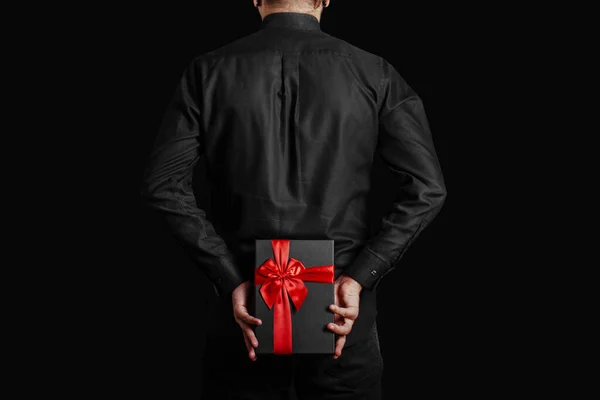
253, 239, 335, 354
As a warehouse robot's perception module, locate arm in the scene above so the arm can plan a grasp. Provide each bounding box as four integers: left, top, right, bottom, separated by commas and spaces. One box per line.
140, 57, 245, 297
343, 58, 447, 290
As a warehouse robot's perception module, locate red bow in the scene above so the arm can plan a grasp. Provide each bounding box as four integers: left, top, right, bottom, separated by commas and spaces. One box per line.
255, 239, 334, 354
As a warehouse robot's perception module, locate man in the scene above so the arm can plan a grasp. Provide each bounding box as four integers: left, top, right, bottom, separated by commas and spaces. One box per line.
141, 0, 446, 399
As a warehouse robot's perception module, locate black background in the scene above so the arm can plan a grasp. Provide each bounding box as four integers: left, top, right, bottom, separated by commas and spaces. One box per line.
107, 1, 476, 398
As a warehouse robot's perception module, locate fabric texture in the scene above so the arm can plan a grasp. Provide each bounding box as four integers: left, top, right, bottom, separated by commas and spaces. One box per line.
141, 11, 446, 347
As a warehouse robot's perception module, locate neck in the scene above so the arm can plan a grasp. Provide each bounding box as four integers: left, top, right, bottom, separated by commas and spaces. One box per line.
259, 8, 323, 22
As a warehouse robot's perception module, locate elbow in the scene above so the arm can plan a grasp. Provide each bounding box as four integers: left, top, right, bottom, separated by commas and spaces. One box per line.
139, 170, 174, 210
139, 178, 165, 215
438, 183, 447, 208
429, 181, 447, 212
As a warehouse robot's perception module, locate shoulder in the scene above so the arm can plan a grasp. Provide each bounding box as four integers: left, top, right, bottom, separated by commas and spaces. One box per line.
183, 32, 263, 78
194, 31, 267, 62
319, 32, 383, 66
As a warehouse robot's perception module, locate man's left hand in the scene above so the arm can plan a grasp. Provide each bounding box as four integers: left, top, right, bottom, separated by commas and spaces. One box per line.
328, 274, 362, 359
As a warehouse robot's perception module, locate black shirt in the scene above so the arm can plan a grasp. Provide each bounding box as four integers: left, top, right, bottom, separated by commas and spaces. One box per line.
141, 12, 446, 345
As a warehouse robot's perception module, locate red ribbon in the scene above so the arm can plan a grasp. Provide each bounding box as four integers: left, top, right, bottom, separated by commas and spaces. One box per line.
255, 239, 334, 354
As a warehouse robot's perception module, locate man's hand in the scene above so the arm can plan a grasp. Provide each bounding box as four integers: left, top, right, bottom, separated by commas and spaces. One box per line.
328, 274, 362, 359
232, 281, 262, 361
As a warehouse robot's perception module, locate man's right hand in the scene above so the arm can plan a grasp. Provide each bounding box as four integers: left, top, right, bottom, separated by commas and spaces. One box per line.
232, 280, 262, 361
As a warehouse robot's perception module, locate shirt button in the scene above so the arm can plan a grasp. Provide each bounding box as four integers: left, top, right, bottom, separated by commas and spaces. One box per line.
370, 270, 377, 276
217, 277, 223, 283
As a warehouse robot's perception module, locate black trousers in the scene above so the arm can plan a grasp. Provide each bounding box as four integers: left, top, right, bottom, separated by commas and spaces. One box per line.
201, 322, 383, 400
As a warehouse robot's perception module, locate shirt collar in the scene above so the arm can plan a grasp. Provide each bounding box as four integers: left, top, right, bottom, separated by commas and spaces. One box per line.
261, 12, 321, 32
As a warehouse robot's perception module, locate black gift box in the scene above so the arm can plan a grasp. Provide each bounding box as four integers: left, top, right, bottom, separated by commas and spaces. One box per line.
253, 239, 335, 354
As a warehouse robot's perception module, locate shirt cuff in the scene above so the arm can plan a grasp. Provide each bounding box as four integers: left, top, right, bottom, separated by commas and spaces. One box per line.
342, 248, 390, 291
213, 256, 246, 298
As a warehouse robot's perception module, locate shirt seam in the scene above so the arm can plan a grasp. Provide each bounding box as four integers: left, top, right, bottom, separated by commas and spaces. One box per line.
380, 94, 419, 120
377, 56, 385, 112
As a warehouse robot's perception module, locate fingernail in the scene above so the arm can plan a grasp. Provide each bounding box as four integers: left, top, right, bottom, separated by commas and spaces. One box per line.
329, 323, 335, 328
329, 304, 335, 310
257, 320, 262, 325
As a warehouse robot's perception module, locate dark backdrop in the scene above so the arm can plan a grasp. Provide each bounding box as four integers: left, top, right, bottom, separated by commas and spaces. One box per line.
120, 2, 461, 398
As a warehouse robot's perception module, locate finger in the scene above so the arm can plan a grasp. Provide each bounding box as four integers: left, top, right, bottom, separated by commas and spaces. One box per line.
333, 335, 346, 359
242, 333, 252, 352
242, 333, 257, 361
236, 309, 263, 326
327, 321, 352, 336
329, 304, 359, 320
241, 324, 259, 348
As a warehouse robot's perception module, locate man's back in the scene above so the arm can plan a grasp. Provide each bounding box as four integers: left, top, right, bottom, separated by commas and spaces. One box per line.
142, 12, 446, 345
200, 14, 382, 275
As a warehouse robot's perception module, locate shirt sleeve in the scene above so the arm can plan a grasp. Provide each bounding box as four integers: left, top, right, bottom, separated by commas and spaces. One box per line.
343, 58, 447, 290
140, 57, 245, 297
